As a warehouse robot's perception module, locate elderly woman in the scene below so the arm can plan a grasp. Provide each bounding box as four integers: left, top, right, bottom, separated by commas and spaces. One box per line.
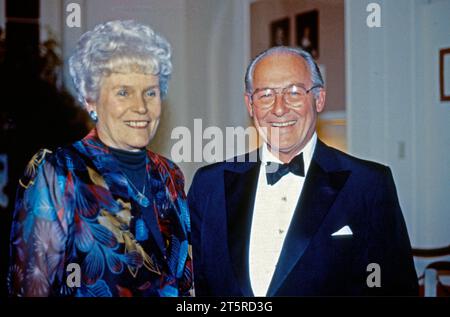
8, 20, 193, 297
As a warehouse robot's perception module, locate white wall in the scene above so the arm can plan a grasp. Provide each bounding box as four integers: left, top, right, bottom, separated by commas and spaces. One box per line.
346, 0, 450, 249
181, 0, 251, 185
413, 0, 450, 248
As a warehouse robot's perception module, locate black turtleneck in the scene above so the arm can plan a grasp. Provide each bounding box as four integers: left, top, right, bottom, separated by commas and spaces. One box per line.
109, 147, 147, 193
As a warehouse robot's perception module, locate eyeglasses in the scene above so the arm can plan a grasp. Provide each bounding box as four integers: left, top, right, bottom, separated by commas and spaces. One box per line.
250, 83, 321, 110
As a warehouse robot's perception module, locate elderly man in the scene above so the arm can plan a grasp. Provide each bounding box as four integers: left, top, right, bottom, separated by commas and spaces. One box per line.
188, 46, 418, 296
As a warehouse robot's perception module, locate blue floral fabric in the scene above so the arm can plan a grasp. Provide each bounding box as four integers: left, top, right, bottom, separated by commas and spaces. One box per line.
8, 129, 194, 297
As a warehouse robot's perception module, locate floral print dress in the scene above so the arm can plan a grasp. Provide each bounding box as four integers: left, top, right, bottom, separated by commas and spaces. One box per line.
8, 129, 194, 297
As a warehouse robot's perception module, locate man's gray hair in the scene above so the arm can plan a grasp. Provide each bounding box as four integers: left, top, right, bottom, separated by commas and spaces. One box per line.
69, 20, 172, 107
244, 46, 324, 98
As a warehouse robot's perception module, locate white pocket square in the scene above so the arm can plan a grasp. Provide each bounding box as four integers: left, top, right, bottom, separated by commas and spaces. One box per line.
331, 225, 353, 236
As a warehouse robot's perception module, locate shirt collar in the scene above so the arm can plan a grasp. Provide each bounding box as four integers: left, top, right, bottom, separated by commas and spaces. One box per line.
261, 132, 317, 174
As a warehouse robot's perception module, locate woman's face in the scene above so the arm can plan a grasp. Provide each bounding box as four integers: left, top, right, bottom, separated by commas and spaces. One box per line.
88, 72, 162, 151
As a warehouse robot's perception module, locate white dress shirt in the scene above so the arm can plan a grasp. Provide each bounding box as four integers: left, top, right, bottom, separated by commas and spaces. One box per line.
249, 133, 317, 296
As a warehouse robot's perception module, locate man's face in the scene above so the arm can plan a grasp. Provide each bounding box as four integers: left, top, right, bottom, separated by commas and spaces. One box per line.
245, 53, 326, 162
88, 72, 161, 152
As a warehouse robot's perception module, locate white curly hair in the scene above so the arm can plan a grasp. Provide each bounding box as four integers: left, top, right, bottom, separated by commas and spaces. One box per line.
69, 20, 172, 107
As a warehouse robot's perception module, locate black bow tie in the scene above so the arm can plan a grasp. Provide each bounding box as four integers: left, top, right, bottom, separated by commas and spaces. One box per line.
265, 153, 305, 185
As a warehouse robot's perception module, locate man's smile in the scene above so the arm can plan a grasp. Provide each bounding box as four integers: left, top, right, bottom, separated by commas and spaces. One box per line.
270, 120, 297, 127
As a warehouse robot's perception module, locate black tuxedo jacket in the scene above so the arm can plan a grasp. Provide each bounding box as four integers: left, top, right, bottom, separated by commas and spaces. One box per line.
188, 140, 418, 296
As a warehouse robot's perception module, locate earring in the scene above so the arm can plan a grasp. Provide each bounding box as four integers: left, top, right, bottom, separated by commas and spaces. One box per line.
89, 111, 98, 122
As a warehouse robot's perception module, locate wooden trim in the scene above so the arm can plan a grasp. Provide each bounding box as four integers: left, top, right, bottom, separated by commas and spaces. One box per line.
440, 48, 450, 102
6, 17, 39, 25
412, 245, 450, 257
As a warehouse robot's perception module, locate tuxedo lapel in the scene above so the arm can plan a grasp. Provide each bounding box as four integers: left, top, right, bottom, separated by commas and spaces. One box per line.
225, 155, 261, 297
267, 141, 350, 296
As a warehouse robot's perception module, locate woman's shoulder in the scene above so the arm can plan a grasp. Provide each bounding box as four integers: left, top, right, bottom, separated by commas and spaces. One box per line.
18, 148, 56, 189
24, 144, 86, 176
18, 145, 81, 193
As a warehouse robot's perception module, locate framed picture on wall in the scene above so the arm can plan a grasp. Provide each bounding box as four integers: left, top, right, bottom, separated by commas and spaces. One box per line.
296, 10, 319, 59
440, 48, 450, 102
270, 17, 290, 47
